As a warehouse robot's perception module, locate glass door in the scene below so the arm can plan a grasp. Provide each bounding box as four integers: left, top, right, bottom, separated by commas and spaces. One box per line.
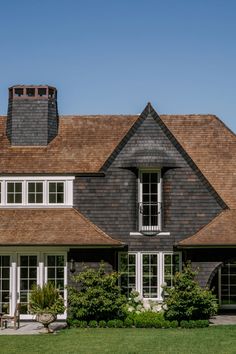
18, 255, 38, 316
220, 260, 236, 307
0, 256, 11, 315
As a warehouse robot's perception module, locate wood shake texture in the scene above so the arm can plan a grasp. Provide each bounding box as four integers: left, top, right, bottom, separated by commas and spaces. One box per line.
0, 104, 235, 248
0, 208, 121, 246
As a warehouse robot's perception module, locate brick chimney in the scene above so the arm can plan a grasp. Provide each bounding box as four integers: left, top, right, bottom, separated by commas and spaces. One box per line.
7, 85, 59, 146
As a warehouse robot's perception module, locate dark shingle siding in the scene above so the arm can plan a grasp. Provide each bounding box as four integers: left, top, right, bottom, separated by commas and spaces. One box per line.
74, 113, 223, 252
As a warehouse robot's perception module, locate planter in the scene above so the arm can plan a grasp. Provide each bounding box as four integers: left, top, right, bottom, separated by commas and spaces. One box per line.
36, 313, 57, 333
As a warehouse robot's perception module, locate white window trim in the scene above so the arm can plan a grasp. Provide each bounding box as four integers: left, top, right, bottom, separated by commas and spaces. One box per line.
0, 249, 68, 319
0, 176, 74, 208
138, 169, 162, 232
119, 251, 181, 302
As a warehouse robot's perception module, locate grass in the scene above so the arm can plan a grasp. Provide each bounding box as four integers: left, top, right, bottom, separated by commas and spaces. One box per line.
0, 326, 236, 354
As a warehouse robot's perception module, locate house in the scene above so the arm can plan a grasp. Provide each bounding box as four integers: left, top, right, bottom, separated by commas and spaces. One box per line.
0, 84, 235, 320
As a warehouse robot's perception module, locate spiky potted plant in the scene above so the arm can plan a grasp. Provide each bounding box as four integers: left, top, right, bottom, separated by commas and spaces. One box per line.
29, 282, 65, 333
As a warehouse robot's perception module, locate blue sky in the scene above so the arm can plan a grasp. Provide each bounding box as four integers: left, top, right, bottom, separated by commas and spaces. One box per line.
0, 0, 235, 132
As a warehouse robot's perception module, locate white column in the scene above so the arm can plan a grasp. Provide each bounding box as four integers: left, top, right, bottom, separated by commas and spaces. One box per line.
11, 262, 17, 316
38, 262, 44, 286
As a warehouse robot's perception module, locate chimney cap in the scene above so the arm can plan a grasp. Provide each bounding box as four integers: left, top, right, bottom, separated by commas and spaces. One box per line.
9, 85, 57, 100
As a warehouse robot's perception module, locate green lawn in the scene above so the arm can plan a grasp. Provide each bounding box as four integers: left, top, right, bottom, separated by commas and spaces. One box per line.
0, 327, 236, 354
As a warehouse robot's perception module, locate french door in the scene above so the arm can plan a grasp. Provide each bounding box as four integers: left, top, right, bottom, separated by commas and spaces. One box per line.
0, 252, 67, 320
18, 255, 38, 318
0, 256, 11, 314
219, 261, 236, 308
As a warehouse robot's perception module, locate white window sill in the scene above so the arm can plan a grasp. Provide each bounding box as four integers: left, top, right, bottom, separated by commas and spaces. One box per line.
130, 231, 170, 236
0, 205, 73, 209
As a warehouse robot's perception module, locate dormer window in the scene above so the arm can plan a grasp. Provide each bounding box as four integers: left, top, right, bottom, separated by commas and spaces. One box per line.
0, 177, 74, 207
138, 170, 162, 232
7, 182, 22, 204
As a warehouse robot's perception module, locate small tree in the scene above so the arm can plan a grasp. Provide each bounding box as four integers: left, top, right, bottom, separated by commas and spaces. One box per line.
163, 263, 218, 322
68, 263, 126, 321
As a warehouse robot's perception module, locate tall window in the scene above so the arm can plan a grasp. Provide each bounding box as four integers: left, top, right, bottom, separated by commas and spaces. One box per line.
164, 254, 180, 287
28, 182, 43, 204
49, 182, 64, 204
0, 256, 10, 314
119, 252, 181, 300
142, 254, 158, 298
7, 182, 22, 204
119, 253, 136, 297
139, 171, 161, 232
47, 255, 65, 297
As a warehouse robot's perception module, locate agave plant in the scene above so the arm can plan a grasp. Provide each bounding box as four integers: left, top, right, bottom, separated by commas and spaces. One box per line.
29, 282, 65, 333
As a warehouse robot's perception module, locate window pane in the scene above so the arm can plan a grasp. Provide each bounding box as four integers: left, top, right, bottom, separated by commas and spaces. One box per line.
7, 194, 14, 203
57, 193, 64, 203
36, 194, 43, 203
142, 174, 149, 183
48, 256, 55, 266
150, 173, 158, 183
56, 256, 64, 266
7, 183, 14, 193
15, 194, 22, 203
28, 194, 35, 203
57, 183, 64, 193
49, 194, 56, 204
49, 183, 56, 192
36, 183, 43, 193
15, 183, 22, 193
28, 183, 35, 193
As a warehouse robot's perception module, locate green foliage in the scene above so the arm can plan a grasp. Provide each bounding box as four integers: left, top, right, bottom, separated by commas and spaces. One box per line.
124, 317, 133, 328
88, 320, 98, 328
107, 319, 124, 328
163, 263, 218, 322
180, 320, 209, 328
98, 320, 107, 328
29, 282, 65, 315
125, 311, 175, 328
68, 263, 127, 321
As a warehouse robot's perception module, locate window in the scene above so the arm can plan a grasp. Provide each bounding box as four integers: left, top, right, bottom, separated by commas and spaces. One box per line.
119, 252, 181, 300
28, 182, 43, 204
0, 177, 74, 207
139, 170, 161, 232
47, 255, 65, 297
119, 253, 136, 297
49, 182, 64, 204
142, 254, 158, 298
7, 182, 22, 204
164, 253, 180, 287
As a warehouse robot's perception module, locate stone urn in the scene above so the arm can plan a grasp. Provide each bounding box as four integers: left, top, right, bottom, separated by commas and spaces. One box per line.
36, 313, 57, 333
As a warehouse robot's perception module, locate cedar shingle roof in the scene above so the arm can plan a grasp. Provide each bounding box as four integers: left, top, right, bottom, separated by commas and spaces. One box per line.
0, 208, 122, 246
0, 115, 137, 174
161, 115, 236, 210
178, 210, 236, 247
0, 110, 235, 247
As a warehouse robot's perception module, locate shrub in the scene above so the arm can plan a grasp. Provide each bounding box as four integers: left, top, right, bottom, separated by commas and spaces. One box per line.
78, 320, 87, 328
107, 319, 123, 328
98, 320, 107, 328
180, 320, 209, 328
88, 320, 98, 328
169, 320, 178, 328
68, 262, 126, 321
131, 311, 167, 328
163, 263, 218, 322
124, 317, 133, 328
